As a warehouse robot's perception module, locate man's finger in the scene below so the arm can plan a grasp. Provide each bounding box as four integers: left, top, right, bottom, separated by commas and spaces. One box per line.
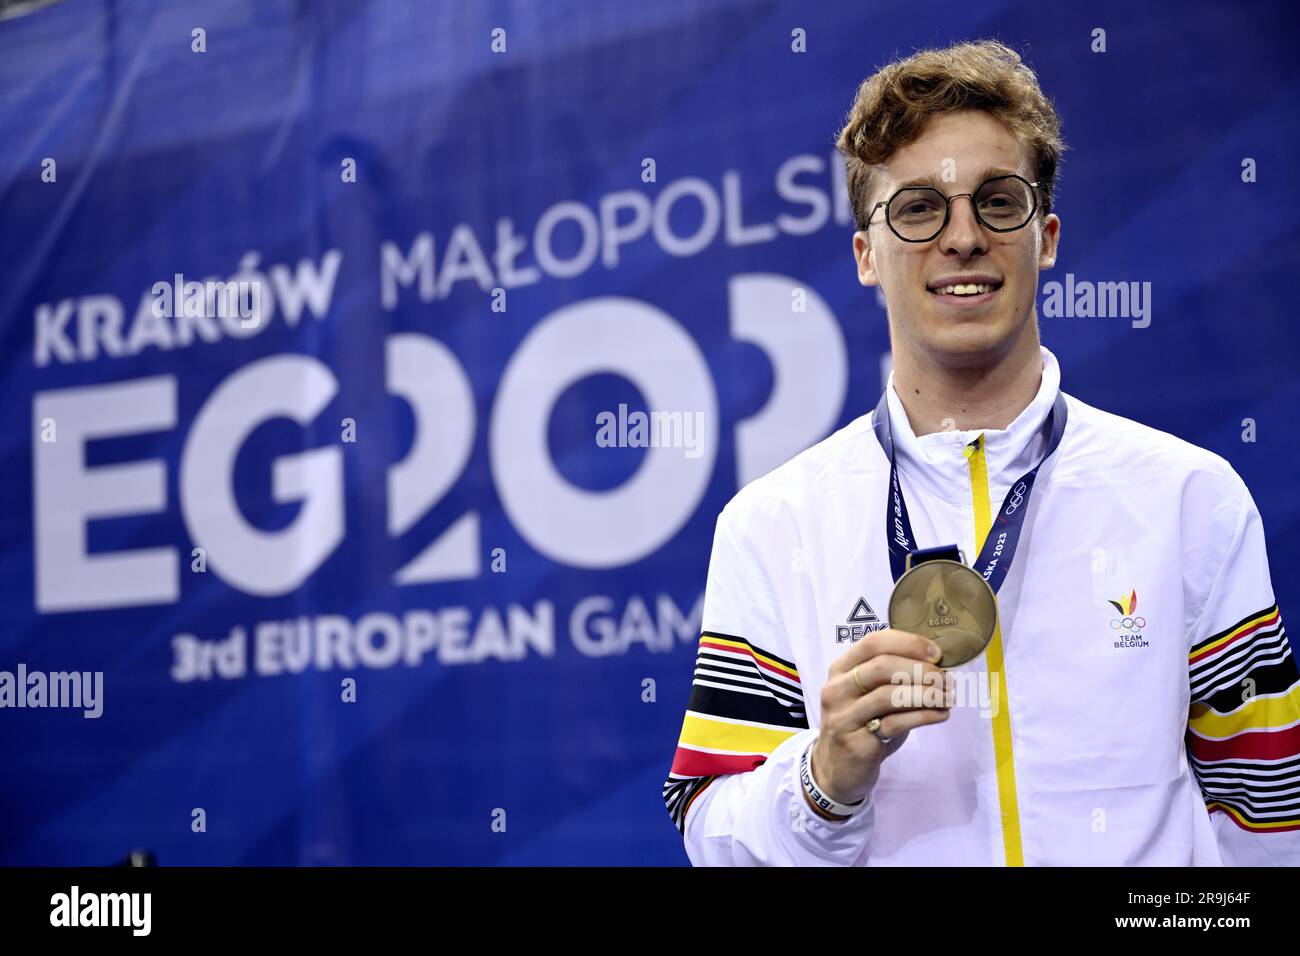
840, 681, 955, 729
822, 654, 948, 709
857, 706, 952, 743
824, 681, 952, 736
829, 628, 942, 676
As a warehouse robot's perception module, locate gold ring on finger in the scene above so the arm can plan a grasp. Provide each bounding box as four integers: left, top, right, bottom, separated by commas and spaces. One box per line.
867, 716, 892, 746
851, 664, 867, 695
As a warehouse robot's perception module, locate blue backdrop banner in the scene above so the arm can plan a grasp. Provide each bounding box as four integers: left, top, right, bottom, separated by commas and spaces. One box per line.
1, 0, 1297, 864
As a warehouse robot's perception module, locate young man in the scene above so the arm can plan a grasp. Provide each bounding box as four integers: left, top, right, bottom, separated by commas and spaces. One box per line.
662, 40, 1299, 865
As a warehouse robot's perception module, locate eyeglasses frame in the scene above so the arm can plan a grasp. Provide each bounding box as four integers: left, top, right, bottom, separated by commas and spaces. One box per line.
864, 174, 1043, 243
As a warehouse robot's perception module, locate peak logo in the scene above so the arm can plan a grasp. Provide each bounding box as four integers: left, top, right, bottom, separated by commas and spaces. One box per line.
835, 597, 887, 643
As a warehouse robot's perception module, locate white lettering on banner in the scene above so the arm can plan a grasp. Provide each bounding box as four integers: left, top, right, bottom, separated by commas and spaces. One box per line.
268, 251, 343, 326
35, 250, 341, 367
569, 592, 704, 657
598, 191, 653, 268
436, 223, 496, 296
30, 279, 848, 610
653, 177, 722, 256
29, 137, 857, 612
75, 295, 125, 361
491, 297, 718, 568
34, 376, 178, 611
385, 334, 480, 584
380, 233, 434, 308
33, 152, 852, 367
171, 604, 554, 680
728, 274, 847, 486
495, 216, 541, 286
535, 201, 601, 277
34, 299, 76, 364
24, 150, 861, 612
31, 281, 847, 610
376, 150, 853, 309
180, 355, 343, 596
774, 154, 831, 235
723, 170, 777, 245
166, 592, 702, 681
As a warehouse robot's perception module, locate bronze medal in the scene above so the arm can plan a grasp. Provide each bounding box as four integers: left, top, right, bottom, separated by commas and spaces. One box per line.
887, 556, 998, 667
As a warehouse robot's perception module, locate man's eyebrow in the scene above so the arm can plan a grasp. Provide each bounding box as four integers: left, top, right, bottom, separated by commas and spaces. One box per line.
894, 166, 1022, 190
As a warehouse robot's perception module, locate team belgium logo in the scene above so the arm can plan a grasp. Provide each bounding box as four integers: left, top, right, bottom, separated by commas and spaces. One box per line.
1108, 589, 1148, 648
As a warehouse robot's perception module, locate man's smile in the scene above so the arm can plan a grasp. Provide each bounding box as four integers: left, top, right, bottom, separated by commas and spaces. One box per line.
927, 273, 1004, 309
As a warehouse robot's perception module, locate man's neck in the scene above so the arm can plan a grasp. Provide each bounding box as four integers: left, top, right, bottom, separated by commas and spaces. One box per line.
890, 329, 1044, 437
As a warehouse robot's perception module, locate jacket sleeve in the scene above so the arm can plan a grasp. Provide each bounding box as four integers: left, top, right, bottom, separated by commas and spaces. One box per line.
1185, 480, 1300, 865
662, 496, 875, 866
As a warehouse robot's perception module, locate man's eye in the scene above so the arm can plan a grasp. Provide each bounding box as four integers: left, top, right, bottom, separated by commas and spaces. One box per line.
900, 201, 941, 217
979, 192, 1028, 211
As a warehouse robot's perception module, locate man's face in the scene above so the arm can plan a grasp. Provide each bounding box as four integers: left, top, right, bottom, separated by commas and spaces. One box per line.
852, 110, 1060, 367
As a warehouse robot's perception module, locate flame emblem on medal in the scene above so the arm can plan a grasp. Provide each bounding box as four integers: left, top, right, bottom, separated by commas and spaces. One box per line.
888, 558, 999, 667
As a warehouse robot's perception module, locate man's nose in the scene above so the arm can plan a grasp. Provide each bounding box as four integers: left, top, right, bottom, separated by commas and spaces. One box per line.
940, 195, 987, 257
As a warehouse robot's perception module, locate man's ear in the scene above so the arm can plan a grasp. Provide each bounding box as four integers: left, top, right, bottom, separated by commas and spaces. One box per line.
1037, 213, 1061, 271
853, 231, 879, 286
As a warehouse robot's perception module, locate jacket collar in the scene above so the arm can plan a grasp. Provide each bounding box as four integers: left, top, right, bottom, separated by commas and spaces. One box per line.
881, 346, 1062, 501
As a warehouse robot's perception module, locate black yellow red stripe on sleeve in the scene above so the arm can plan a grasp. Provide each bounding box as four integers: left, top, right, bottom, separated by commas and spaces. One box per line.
1186, 604, 1300, 833
662, 632, 808, 832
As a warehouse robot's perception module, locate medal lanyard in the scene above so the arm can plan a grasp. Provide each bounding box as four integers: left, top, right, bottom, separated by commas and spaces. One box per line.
872, 388, 1068, 594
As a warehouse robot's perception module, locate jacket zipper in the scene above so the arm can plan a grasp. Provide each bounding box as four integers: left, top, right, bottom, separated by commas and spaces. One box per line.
964, 434, 1025, 866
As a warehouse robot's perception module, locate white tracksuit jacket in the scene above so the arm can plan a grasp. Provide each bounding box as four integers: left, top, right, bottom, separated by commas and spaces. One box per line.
663, 346, 1300, 865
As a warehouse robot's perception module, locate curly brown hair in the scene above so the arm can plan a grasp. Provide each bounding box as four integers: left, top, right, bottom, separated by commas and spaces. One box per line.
835, 40, 1067, 231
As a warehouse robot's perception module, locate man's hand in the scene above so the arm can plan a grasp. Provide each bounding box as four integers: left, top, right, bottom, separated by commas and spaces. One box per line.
808, 628, 955, 809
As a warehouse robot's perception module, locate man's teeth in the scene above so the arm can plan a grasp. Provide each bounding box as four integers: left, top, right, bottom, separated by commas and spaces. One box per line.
933, 283, 995, 296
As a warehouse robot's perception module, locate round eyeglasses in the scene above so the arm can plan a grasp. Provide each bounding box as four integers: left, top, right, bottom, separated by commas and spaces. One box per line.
865, 174, 1041, 243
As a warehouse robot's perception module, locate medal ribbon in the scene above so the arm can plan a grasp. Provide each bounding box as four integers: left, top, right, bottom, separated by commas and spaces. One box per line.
872, 388, 1068, 594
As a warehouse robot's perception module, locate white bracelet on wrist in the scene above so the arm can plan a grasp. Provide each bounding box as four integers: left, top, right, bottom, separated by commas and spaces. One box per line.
800, 740, 865, 819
